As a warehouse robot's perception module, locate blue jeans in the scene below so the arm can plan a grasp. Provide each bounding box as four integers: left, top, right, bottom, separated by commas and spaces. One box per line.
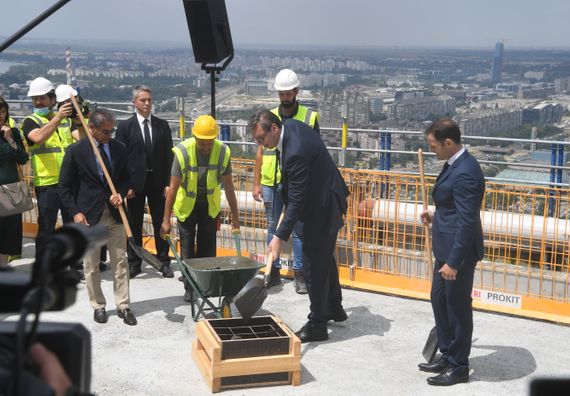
261, 184, 303, 271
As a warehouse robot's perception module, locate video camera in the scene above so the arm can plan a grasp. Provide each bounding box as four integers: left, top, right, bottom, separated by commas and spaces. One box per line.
0, 223, 107, 396
58, 95, 90, 119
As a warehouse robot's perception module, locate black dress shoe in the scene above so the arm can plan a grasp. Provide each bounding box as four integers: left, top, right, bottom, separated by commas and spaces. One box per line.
99, 261, 109, 272
94, 308, 108, 324
427, 366, 469, 386
295, 322, 328, 343
118, 308, 137, 326
326, 308, 348, 322
419, 357, 448, 373
160, 263, 174, 278
129, 266, 142, 279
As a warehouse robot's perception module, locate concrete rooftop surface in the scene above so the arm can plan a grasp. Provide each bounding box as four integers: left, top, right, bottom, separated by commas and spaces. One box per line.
3, 241, 570, 396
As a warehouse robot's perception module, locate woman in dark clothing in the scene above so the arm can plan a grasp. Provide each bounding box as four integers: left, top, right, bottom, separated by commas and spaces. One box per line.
0, 97, 28, 271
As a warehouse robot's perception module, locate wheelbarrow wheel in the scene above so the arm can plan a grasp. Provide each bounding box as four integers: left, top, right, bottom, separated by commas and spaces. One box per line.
221, 296, 233, 318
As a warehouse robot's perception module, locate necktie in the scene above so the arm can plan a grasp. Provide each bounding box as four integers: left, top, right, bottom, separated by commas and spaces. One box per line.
277, 149, 289, 205
272, 149, 281, 219
274, 149, 281, 188
436, 161, 450, 182
143, 118, 152, 170
98, 143, 112, 179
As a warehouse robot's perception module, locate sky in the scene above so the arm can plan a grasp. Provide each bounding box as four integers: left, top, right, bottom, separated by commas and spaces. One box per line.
2, 0, 570, 49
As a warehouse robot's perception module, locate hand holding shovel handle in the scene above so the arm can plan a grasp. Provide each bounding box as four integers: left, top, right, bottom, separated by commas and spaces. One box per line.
69, 96, 132, 235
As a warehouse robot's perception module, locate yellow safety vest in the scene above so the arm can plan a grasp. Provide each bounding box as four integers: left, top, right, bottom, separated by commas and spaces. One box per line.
57, 117, 77, 148
8, 117, 16, 128
172, 138, 230, 221
25, 113, 74, 186
260, 105, 319, 186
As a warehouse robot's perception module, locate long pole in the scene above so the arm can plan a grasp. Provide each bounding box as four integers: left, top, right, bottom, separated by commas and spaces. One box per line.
0, 0, 72, 53
418, 149, 433, 272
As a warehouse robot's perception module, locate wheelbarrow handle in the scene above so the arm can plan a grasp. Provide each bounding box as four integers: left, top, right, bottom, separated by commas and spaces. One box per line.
162, 234, 221, 319
232, 230, 241, 257
163, 234, 182, 263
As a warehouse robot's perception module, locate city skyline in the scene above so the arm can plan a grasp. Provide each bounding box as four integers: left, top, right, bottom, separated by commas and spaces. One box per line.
3, 0, 570, 49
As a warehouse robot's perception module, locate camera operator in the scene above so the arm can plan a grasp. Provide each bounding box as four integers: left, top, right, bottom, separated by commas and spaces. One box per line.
55, 85, 89, 142
21, 77, 75, 253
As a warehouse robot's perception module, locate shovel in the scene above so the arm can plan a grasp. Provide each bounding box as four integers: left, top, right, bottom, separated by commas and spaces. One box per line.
418, 149, 438, 363
233, 251, 274, 320
234, 212, 284, 319
69, 96, 163, 271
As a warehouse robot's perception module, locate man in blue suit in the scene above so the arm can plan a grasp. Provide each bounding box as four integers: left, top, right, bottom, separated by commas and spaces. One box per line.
249, 110, 350, 343
419, 118, 485, 386
59, 108, 137, 326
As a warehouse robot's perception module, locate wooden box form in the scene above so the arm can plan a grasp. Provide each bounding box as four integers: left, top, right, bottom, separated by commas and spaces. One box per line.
193, 315, 301, 392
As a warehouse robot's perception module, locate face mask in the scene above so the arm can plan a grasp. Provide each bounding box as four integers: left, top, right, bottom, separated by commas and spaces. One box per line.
34, 107, 50, 116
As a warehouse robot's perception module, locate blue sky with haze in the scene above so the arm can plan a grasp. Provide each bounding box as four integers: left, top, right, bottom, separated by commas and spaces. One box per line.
3, 0, 570, 48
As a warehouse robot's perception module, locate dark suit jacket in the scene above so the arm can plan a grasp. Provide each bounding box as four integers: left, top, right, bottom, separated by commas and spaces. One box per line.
432, 150, 485, 270
58, 139, 130, 225
115, 114, 174, 193
274, 119, 349, 241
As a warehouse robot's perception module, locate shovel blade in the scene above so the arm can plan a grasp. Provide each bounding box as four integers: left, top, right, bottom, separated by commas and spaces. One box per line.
422, 326, 439, 363
234, 277, 268, 320
128, 237, 163, 270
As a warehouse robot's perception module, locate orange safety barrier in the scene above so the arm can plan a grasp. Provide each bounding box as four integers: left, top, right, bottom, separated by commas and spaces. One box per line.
219, 160, 570, 324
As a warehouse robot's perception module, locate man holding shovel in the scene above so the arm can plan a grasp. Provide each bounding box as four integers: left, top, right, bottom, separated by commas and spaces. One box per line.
249, 110, 349, 343
58, 108, 137, 326
419, 118, 484, 386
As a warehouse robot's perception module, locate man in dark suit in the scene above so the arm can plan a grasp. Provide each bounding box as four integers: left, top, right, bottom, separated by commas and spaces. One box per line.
249, 110, 350, 343
116, 85, 174, 279
58, 108, 137, 326
419, 118, 485, 386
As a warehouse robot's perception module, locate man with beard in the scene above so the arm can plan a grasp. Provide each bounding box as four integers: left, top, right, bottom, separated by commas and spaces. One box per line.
252, 69, 319, 294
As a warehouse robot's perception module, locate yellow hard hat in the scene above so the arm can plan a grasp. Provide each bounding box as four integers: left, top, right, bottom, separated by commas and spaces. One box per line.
192, 115, 219, 140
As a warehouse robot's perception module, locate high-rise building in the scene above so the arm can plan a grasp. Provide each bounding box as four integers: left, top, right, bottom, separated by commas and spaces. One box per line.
386, 96, 456, 122
490, 42, 504, 85
244, 80, 269, 96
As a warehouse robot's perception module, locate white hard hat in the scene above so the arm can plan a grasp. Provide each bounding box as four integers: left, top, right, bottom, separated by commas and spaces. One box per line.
55, 84, 78, 103
274, 69, 299, 91
27, 77, 55, 97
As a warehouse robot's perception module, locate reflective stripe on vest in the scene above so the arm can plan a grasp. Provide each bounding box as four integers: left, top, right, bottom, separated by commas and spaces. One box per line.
172, 138, 230, 222
260, 104, 319, 186
25, 113, 69, 186
57, 117, 76, 150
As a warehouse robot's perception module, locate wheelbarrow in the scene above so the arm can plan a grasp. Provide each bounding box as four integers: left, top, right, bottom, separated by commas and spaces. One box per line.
165, 236, 263, 321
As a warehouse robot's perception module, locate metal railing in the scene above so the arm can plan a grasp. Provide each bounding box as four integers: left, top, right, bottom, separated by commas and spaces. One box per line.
216, 160, 570, 323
